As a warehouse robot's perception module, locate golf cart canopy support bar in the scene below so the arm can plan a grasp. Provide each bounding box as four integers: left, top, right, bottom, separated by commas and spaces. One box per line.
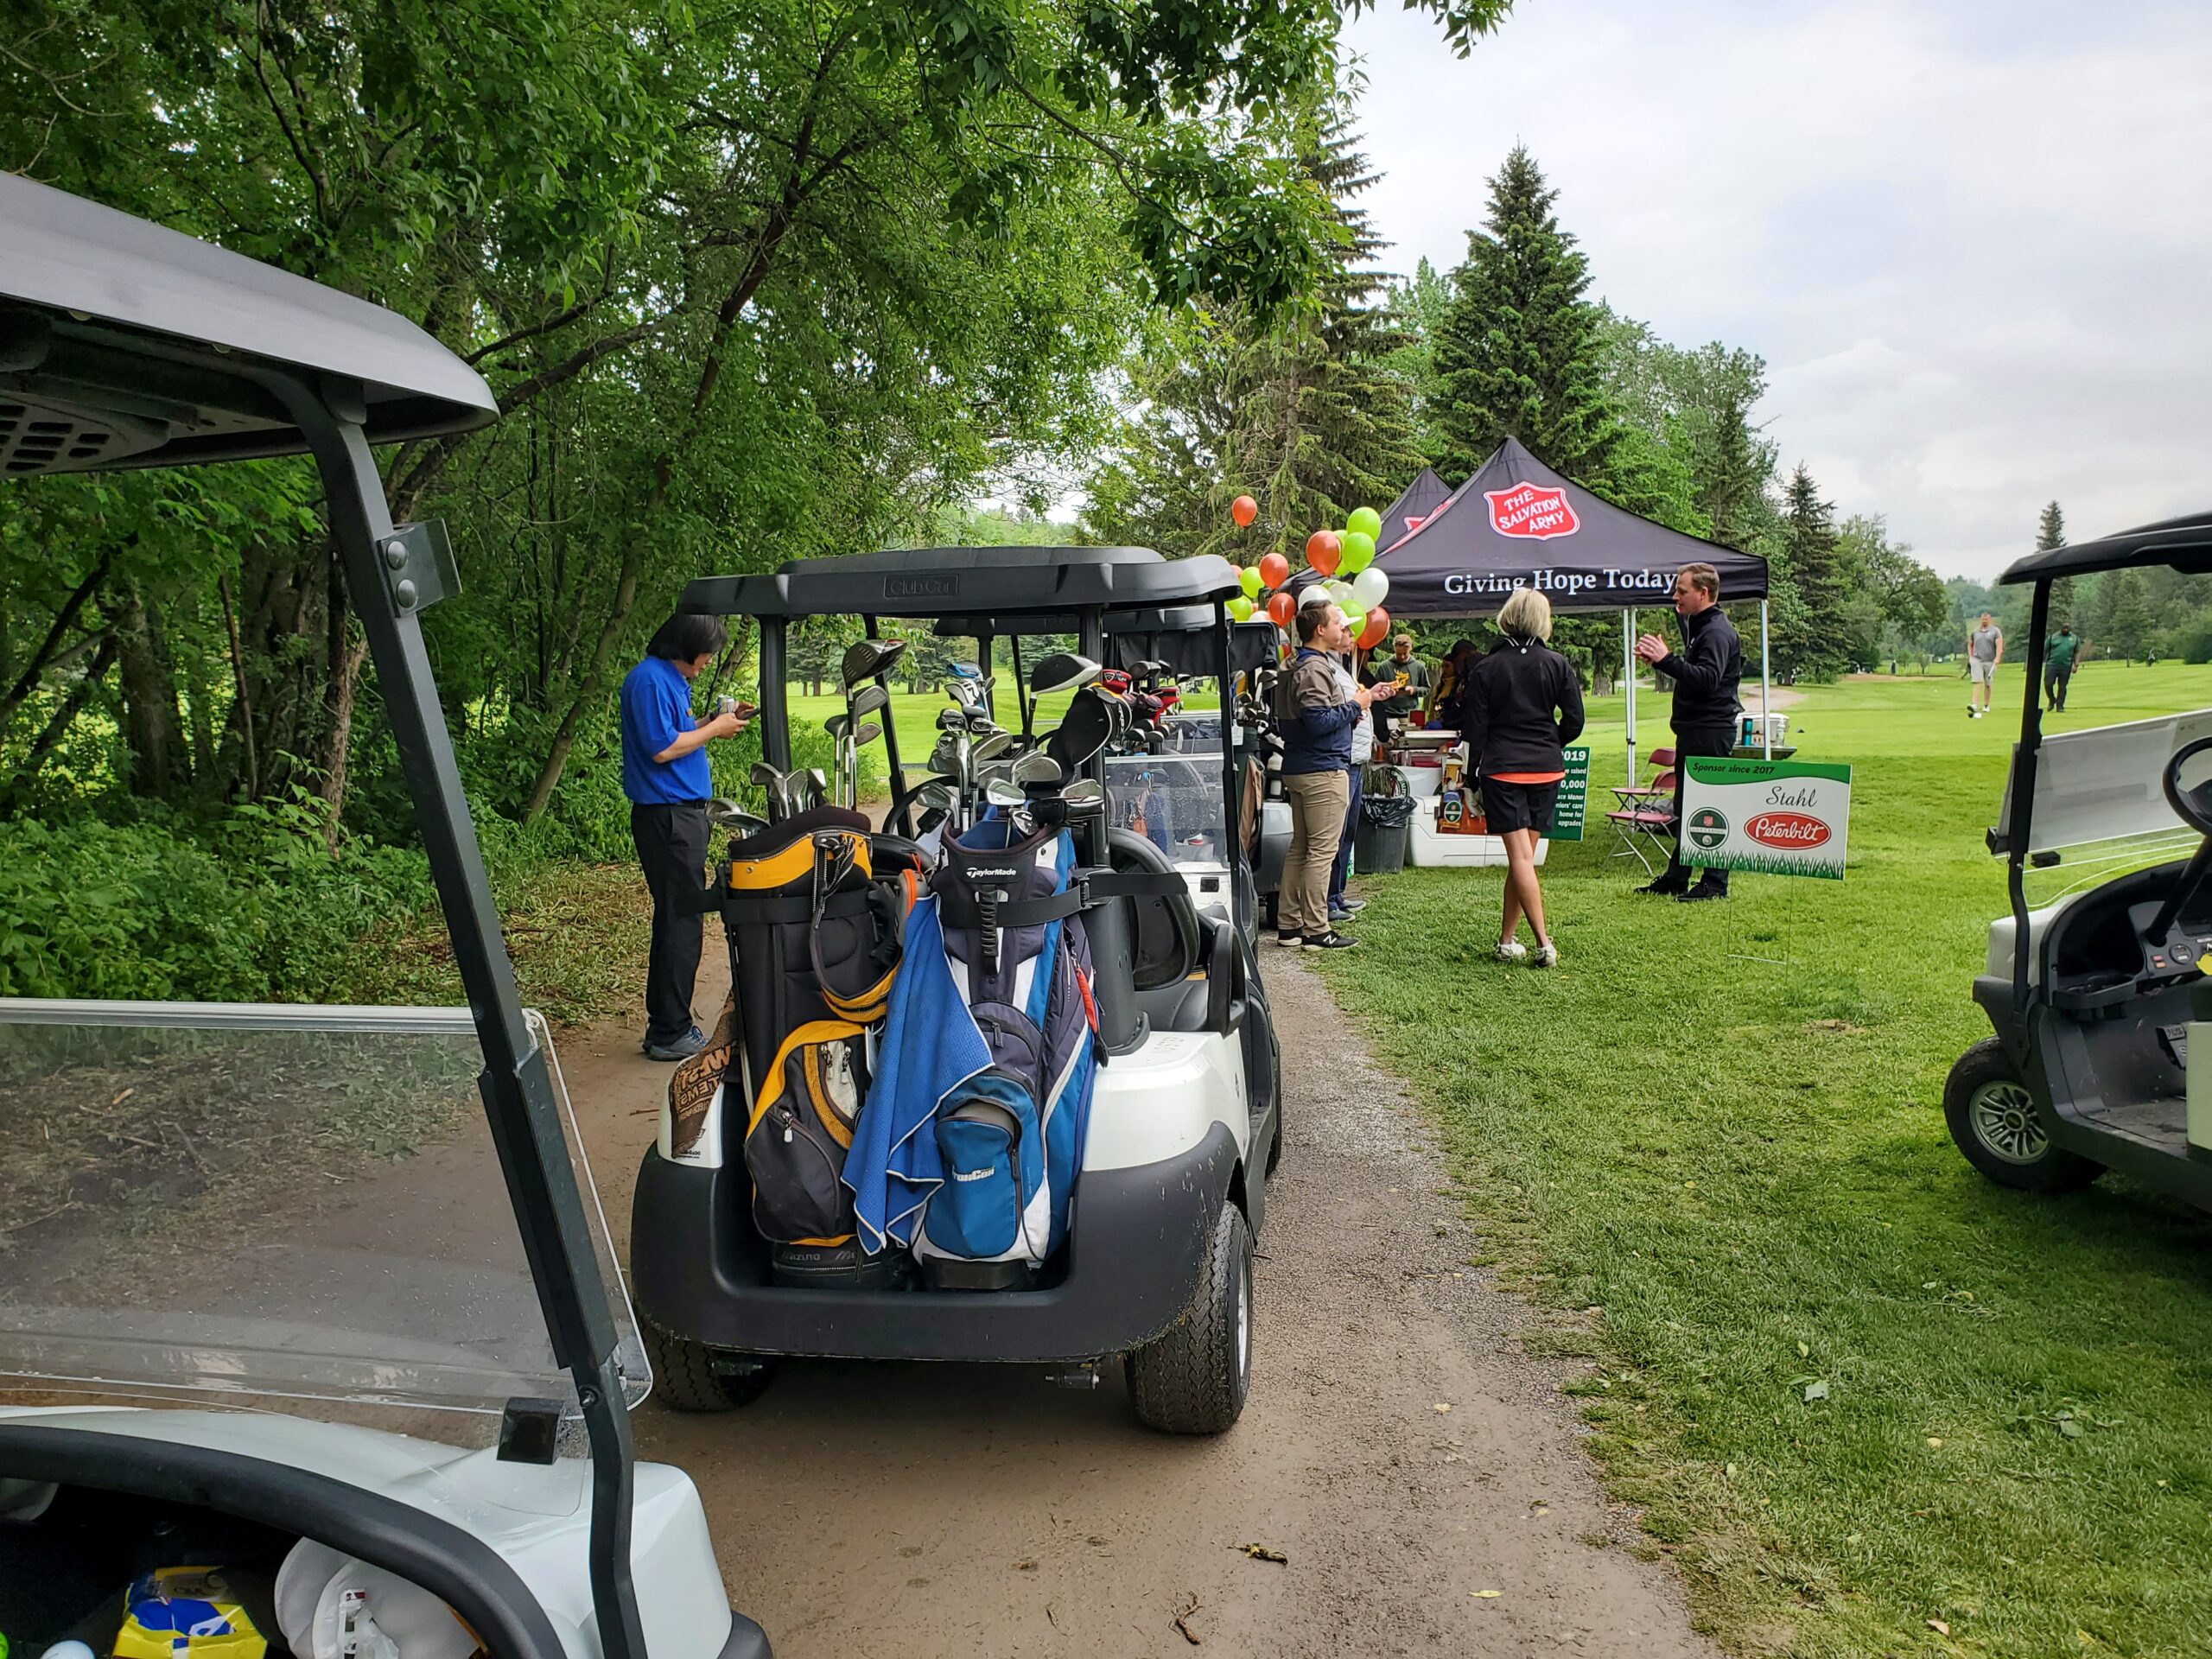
682, 544, 1243, 619
0, 177, 649, 1659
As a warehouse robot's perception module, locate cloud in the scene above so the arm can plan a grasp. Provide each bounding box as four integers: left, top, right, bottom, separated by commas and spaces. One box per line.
1344, 0, 2212, 577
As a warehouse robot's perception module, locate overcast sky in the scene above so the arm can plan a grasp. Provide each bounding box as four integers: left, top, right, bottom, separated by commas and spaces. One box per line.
1344, 0, 2212, 582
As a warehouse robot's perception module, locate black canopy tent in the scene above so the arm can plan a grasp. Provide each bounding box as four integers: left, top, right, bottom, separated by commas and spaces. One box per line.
1377, 466, 1453, 548
1327, 438, 1774, 785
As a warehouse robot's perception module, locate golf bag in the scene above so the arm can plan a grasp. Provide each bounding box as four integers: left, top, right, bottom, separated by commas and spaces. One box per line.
709, 806, 920, 1274
844, 817, 1098, 1287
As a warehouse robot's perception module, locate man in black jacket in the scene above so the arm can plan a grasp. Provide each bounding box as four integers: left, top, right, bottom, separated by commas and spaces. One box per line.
1633, 562, 1743, 901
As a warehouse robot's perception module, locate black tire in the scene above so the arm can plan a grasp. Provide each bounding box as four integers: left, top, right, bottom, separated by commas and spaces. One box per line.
1126, 1198, 1253, 1434
1942, 1038, 2101, 1194
641, 1319, 780, 1413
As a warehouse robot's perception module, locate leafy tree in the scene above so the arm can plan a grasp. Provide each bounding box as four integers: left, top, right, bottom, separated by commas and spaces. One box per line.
1083, 110, 1427, 562
1839, 515, 1946, 667
1382, 257, 1455, 460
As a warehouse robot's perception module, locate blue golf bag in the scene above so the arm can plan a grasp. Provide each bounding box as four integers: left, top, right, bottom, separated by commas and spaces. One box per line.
843, 817, 1098, 1288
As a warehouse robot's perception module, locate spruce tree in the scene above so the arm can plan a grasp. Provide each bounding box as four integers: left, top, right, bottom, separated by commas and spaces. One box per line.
2103, 569, 2153, 662
1775, 464, 1849, 679
1431, 147, 1634, 497
2037, 500, 2074, 629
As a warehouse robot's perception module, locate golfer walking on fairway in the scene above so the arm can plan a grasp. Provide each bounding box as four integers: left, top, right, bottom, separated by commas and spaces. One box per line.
1968, 612, 2004, 719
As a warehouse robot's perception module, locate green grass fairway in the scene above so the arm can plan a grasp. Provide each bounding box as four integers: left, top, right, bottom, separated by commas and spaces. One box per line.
1309, 658, 2212, 1657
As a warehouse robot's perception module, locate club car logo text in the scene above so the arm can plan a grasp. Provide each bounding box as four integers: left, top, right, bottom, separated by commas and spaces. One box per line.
885, 574, 959, 598
1745, 810, 1832, 849
1484, 483, 1580, 540
1440, 568, 1676, 600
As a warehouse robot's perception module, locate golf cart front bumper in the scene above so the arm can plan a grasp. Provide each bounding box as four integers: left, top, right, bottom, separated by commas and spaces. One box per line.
630, 1124, 1236, 1362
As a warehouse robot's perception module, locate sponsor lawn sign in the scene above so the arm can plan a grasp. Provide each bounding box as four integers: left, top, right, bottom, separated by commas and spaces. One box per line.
1681, 757, 1851, 880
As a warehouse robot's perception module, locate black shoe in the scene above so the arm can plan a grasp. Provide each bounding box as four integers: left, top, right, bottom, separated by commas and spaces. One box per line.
1637, 880, 1688, 896
1302, 931, 1358, 950
1275, 929, 1305, 948
1678, 884, 1728, 904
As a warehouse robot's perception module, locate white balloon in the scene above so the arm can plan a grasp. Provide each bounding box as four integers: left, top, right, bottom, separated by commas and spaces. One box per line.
1351, 565, 1389, 610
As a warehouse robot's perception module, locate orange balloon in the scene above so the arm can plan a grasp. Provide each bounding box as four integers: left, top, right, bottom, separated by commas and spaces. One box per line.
1357, 606, 1390, 652
1230, 494, 1258, 528
1306, 530, 1341, 576
1266, 588, 1297, 627
1257, 550, 1291, 589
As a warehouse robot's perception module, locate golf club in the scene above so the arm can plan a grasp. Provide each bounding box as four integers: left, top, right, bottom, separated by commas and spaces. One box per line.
841, 636, 907, 695
750, 759, 789, 823
848, 720, 882, 807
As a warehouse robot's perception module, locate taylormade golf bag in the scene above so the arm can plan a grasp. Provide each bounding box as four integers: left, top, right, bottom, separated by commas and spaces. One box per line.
844, 817, 1098, 1284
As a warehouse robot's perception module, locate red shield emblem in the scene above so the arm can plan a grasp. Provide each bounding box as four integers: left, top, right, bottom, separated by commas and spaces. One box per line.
1745, 811, 1832, 849
1484, 482, 1580, 540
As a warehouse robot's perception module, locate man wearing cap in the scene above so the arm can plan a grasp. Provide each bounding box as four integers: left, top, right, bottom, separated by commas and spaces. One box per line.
1370, 632, 1428, 747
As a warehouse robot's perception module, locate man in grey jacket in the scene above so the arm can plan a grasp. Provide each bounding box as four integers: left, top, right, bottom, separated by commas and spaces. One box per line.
1275, 601, 1389, 949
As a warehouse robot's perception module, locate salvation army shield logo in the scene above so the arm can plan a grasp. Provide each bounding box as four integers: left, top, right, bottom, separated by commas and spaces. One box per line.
1686, 806, 1729, 852
1484, 481, 1580, 540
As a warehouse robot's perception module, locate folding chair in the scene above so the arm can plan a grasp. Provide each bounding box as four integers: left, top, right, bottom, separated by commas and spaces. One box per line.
1605, 747, 1678, 875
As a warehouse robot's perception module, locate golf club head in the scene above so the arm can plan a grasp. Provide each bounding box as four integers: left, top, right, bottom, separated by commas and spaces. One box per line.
984, 779, 1026, 810
1061, 778, 1104, 807
801, 769, 826, 810
1029, 652, 1102, 697
918, 782, 956, 814
937, 705, 969, 732
849, 683, 890, 721
825, 712, 850, 740
1013, 748, 1064, 788
842, 637, 906, 692
972, 730, 1014, 763
854, 721, 882, 746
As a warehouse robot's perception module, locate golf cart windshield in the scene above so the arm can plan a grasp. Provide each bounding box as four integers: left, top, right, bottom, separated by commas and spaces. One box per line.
0, 1002, 645, 1456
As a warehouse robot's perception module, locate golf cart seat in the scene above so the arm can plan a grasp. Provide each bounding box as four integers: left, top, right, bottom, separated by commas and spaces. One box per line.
1115, 827, 1236, 1035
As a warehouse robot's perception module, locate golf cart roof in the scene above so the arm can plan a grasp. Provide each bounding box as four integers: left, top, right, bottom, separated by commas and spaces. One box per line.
1999, 509, 2212, 586
0, 172, 496, 475
924, 607, 1276, 675
682, 544, 1243, 620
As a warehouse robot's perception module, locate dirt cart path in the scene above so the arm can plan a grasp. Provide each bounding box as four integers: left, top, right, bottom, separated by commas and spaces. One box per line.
566, 945, 1716, 1659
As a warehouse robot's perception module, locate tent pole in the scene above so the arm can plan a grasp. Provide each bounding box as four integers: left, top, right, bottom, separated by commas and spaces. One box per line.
1623, 608, 1637, 785
1759, 601, 1773, 759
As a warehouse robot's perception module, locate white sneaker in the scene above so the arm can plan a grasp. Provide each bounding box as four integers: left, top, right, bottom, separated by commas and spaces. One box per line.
1531, 941, 1560, 969
1495, 940, 1528, 963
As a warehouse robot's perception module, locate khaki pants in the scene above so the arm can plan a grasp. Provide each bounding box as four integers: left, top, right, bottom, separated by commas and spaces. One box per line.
1281, 769, 1351, 937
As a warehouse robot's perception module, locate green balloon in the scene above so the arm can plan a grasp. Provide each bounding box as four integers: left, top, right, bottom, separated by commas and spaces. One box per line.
1338, 530, 1376, 575
1239, 564, 1264, 600
1346, 506, 1382, 542
1229, 594, 1256, 621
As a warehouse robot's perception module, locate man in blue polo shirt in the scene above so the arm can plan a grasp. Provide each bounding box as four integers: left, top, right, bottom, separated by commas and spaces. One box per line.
621, 612, 748, 1059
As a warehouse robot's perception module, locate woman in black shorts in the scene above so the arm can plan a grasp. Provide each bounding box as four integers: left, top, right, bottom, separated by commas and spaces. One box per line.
1461, 588, 1586, 967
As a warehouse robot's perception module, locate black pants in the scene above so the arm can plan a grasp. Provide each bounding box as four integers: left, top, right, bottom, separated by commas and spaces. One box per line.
2044, 667, 2072, 709
1661, 724, 1737, 893
632, 801, 709, 1044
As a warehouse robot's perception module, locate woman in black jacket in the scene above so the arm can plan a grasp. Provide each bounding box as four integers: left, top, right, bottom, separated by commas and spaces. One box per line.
1463, 588, 1586, 967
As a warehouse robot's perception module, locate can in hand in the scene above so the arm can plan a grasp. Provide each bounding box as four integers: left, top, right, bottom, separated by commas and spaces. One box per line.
715, 695, 739, 717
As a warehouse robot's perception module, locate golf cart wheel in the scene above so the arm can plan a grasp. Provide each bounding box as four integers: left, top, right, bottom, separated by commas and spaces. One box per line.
1942, 1039, 2101, 1194
641, 1319, 780, 1413
1126, 1198, 1253, 1434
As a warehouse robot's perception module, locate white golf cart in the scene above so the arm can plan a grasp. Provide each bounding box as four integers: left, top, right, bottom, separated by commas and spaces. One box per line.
0, 175, 764, 1655
628, 556, 1282, 1433
1948, 509, 2212, 1211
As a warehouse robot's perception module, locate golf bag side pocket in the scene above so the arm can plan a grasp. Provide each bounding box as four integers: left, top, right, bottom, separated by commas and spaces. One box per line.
924, 1008, 1050, 1262
744, 1020, 869, 1244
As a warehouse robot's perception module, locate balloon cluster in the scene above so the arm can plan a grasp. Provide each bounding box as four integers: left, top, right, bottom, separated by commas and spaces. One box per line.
1224, 499, 1392, 651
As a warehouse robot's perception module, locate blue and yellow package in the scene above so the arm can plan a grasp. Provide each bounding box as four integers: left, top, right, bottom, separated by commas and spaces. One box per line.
112, 1567, 265, 1659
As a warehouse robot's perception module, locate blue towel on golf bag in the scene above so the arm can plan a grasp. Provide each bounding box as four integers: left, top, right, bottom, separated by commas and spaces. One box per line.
843, 821, 1096, 1261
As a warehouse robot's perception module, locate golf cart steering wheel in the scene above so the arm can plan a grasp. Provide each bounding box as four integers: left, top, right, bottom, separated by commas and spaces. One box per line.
2129, 737, 2212, 982
2165, 737, 2212, 836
